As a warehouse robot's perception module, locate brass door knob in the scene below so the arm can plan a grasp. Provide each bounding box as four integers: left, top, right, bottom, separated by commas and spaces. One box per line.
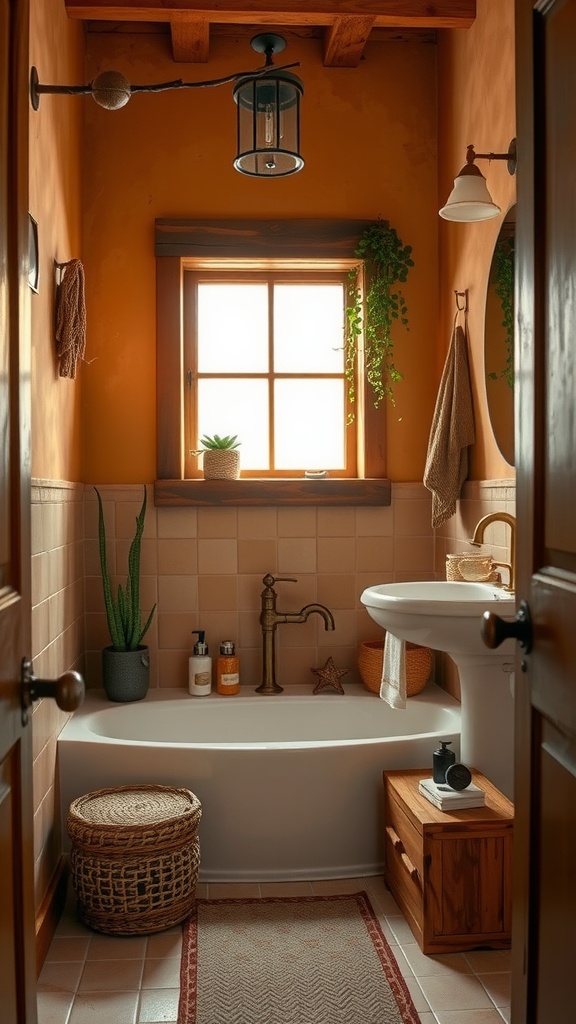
482, 599, 533, 653
21, 657, 85, 725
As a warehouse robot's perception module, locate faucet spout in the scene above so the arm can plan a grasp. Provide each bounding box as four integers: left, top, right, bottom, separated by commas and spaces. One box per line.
470, 512, 516, 593
256, 575, 335, 694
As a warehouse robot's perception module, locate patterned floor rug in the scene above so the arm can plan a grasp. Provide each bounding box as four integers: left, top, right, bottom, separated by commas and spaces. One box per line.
178, 891, 421, 1024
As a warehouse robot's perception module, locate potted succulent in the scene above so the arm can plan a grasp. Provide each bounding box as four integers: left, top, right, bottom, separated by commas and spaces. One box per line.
192, 434, 241, 480
95, 485, 156, 701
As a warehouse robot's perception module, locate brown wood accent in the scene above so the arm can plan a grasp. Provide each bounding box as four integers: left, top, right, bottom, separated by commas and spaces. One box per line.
156, 256, 185, 480
383, 769, 513, 954
514, 4, 576, 1022
85, 22, 438, 45
35, 858, 69, 974
64, 1, 475, 64
170, 15, 209, 62
155, 218, 376, 260
155, 477, 391, 506
323, 16, 376, 67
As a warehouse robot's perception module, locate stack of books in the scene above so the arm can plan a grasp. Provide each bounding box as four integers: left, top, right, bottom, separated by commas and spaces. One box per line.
418, 777, 486, 811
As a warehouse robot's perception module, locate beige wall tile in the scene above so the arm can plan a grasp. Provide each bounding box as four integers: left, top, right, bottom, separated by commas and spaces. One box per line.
156, 649, 189, 689
157, 506, 197, 538
198, 575, 238, 610
317, 507, 356, 536
198, 538, 238, 574
317, 537, 356, 573
237, 538, 278, 574
277, 507, 316, 537
238, 507, 277, 538
158, 613, 197, 650
355, 506, 393, 536
394, 498, 434, 536
317, 574, 356, 609
197, 507, 238, 538
238, 573, 267, 611
393, 535, 434, 574
355, 536, 394, 573
156, 538, 196, 575
278, 537, 317, 574
157, 574, 198, 613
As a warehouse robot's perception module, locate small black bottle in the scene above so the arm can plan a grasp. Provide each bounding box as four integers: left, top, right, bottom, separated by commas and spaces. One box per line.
433, 740, 456, 783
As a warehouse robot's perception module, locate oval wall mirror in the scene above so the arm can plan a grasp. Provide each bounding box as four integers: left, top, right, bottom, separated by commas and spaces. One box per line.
484, 204, 515, 466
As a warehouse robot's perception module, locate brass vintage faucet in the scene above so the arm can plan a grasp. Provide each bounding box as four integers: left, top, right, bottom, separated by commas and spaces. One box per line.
470, 512, 516, 593
256, 573, 335, 694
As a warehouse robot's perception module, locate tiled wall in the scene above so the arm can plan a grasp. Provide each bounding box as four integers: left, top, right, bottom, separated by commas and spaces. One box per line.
83, 482, 437, 691
30, 476, 515, 916
30, 481, 85, 910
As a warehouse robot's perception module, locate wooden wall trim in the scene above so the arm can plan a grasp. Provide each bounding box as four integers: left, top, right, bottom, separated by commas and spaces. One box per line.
35, 857, 69, 974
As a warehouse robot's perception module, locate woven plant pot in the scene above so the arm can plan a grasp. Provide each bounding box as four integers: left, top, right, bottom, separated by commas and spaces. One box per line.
357, 638, 433, 696
202, 449, 240, 480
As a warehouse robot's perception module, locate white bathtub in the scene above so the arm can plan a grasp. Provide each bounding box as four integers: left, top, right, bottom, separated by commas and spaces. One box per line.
58, 684, 461, 881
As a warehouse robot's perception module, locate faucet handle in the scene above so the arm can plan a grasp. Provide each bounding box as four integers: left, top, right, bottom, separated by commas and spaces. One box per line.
262, 573, 297, 589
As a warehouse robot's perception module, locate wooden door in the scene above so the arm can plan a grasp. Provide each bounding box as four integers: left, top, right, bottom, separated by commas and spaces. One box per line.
513, 2, 576, 1021
0, 0, 38, 1020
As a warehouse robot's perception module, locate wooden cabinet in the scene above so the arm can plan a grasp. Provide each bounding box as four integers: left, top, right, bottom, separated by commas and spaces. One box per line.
383, 768, 513, 954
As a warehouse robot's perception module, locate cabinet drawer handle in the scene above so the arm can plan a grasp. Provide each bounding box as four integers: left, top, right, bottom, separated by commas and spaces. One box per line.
386, 825, 420, 884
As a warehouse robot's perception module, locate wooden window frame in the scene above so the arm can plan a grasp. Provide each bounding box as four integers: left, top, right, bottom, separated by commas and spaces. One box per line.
155, 219, 391, 507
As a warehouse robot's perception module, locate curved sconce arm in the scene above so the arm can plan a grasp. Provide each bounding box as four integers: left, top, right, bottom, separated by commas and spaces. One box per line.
30, 61, 300, 111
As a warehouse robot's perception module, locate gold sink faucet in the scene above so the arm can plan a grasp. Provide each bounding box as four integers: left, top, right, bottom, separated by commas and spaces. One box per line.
257, 573, 335, 695
470, 512, 516, 593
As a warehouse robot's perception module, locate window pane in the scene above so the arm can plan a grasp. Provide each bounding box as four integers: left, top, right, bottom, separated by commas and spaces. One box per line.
274, 284, 344, 373
197, 379, 270, 468
274, 379, 346, 470
197, 284, 268, 372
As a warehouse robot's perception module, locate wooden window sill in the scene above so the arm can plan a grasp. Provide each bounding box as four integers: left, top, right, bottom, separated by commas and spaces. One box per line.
154, 478, 391, 507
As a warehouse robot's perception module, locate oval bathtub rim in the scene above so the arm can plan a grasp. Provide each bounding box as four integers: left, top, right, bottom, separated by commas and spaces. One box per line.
59, 683, 461, 752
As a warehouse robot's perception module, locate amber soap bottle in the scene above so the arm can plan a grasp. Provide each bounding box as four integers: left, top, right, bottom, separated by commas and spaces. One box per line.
216, 641, 240, 695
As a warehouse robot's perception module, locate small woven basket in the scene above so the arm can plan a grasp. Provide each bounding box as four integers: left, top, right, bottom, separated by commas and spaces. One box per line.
446, 553, 495, 582
67, 784, 202, 935
202, 449, 240, 480
357, 638, 433, 696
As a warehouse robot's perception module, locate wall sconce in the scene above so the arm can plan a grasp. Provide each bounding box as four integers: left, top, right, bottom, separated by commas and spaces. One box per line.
439, 138, 517, 222
233, 34, 304, 178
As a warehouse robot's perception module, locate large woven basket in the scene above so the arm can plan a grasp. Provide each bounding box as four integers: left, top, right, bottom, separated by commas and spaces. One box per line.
67, 784, 202, 935
357, 638, 433, 696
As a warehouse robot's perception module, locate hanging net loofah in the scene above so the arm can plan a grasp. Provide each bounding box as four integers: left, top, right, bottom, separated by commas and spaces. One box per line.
55, 258, 86, 379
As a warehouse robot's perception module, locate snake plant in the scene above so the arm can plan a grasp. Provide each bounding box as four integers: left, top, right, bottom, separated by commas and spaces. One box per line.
96, 485, 156, 651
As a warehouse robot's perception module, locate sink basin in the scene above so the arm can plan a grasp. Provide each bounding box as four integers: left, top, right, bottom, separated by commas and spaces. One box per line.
360, 580, 517, 798
360, 580, 515, 656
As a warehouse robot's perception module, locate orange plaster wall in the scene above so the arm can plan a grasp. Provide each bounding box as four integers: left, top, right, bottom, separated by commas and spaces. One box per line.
29, 0, 85, 480
81, 32, 439, 483
437, 0, 516, 481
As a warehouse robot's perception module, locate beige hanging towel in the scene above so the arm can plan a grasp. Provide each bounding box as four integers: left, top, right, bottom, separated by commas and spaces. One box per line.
55, 258, 86, 379
423, 321, 475, 527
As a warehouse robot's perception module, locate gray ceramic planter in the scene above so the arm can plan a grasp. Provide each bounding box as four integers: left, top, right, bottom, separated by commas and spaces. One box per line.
102, 646, 150, 702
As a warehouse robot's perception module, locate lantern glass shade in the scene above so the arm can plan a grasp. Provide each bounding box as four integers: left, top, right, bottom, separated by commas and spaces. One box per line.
234, 72, 304, 177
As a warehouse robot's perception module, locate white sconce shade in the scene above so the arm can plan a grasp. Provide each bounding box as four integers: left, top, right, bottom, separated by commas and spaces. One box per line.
439, 164, 500, 221
439, 140, 517, 223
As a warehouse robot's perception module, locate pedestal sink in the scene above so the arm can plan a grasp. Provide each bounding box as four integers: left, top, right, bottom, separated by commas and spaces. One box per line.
360, 581, 516, 798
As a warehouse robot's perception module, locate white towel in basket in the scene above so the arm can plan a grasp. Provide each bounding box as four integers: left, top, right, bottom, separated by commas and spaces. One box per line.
380, 632, 406, 709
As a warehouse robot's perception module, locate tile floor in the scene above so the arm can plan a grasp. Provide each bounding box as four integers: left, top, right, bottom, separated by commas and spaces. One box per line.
37, 876, 511, 1024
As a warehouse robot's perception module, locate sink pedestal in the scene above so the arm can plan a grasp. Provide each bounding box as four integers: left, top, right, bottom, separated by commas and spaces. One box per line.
451, 654, 515, 800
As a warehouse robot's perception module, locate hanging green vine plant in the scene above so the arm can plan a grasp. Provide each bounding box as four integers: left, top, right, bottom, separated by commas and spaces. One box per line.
487, 234, 515, 389
345, 219, 414, 416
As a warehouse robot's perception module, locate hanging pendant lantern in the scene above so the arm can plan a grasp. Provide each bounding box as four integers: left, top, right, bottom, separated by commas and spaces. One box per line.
233, 34, 304, 178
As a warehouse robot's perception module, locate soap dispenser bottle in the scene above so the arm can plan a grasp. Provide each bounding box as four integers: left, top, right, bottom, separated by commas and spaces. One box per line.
433, 740, 456, 783
216, 641, 240, 695
189, 630, 212, 696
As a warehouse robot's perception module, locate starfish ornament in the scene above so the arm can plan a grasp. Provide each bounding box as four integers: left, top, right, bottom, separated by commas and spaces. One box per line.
311, 656, 348, 694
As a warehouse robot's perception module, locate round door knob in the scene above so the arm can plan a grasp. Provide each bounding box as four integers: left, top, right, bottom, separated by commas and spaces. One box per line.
482, 599, 533, 653
21, 658, 85, 725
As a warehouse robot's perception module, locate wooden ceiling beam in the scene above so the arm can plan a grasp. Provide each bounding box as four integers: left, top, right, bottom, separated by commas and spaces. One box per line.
323, 16, 376, 68
65, 2, 476, 31
170, 15, 209, 62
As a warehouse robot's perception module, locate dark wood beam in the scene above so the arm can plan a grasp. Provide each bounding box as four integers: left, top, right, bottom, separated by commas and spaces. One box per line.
323, 16, 376, 67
